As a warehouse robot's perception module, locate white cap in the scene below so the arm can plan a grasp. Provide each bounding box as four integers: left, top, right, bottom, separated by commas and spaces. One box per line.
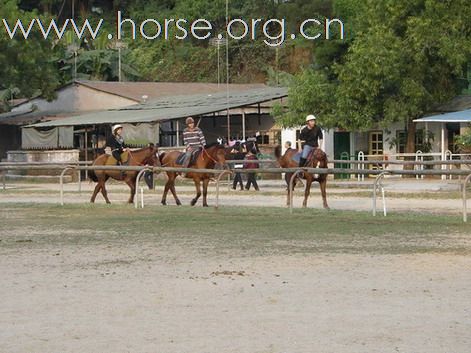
112, 124, 123, 133
306, 114, 317, 122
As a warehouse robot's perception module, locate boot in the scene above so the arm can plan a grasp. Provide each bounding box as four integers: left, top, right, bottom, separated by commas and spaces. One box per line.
299, 158, 306, 168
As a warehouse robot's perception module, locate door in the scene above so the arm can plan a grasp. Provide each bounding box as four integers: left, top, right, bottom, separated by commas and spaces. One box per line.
334, 132, 351, 179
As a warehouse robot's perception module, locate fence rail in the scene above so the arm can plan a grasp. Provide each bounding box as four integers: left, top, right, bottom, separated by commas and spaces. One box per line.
1, 163, 470, 223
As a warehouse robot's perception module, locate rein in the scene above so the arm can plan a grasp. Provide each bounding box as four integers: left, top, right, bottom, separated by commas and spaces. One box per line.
202, 147, 220, 165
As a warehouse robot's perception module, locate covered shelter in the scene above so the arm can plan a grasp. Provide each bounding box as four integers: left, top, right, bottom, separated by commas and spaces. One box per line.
414, 109, 471, 159
28, 86, 287, 164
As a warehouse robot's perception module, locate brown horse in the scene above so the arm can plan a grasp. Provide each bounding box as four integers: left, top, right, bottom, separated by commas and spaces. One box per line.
89, 145, 160, 204
275, 146, 329, 209
159, 143, 227, 207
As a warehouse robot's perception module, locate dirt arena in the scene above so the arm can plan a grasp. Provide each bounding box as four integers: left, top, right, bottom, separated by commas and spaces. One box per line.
1, 178, 470, 352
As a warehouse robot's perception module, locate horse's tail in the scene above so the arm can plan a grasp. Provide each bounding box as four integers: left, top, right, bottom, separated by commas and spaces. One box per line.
274, 145, 282, 160
89, 169, 98, 182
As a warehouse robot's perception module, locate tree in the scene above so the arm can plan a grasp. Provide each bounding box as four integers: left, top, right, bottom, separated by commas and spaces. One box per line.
278, 0, 471, 154
0, 0, 61, 103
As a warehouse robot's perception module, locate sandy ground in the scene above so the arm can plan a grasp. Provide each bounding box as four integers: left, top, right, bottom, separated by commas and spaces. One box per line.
1, 180, 470, 352
0, 246, 470, 353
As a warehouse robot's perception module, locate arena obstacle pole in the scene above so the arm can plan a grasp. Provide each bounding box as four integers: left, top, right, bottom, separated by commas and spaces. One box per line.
373, 172, 388, 217
463, 174, 471, 223
134, 167, 152, 209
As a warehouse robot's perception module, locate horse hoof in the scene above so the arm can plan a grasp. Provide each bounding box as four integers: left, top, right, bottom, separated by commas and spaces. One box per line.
176, 201, 182, 206
161, 201, 167, 206
203, 204, 209, 207
190, 200, 197, 206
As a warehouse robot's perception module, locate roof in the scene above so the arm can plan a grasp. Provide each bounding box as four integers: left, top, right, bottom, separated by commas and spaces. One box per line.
29, 87, 288, 128
414, 109, 471, 123
77, 80, 267, 102
0, 80, 272, 125
0, 109, 92, 126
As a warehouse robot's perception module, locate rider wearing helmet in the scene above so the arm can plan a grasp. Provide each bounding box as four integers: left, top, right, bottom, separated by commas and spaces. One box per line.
182, 117, 206, 168
299, 115, 323, 167
107, 124, 127, 165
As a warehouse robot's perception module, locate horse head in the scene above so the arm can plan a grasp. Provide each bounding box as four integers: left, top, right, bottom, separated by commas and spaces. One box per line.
204, 143, 227, 169
144, 144, 161, 167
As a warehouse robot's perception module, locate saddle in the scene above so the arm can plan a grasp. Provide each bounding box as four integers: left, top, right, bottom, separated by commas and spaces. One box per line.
291, 148, 319, 166
106, 151, 130, 165
176, 149, 201, 166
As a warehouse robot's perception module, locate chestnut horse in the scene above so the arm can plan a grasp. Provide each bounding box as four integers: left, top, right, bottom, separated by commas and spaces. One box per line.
275, 146, 329, 209
159, 143, 227, 207
89, 145, 160, 204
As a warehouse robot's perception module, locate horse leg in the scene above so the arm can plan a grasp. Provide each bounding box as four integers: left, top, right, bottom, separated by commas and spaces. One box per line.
191, 178, 202, 206
169, 182, 182, 206
100, 181, 111, 204
90, 182, 101, 203
124, 177, 136, 204
285, 172, 296, 207
161, 177, 171, 205
202, 178, 210, 207
302, 177, 313, 208
319, 177, 330, 209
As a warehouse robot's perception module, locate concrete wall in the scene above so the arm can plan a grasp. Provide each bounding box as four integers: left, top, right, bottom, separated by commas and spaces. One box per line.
7, 150, 80, 176
11, 84, 136, 113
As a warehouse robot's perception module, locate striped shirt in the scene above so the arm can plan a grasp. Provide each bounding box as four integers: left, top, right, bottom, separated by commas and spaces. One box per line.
183, 127, 206, 149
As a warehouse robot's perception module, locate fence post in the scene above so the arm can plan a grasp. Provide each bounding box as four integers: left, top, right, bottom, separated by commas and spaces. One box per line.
357, 151, 365, 182
415, 151, 423, 180
445, 150, 453, 180
2, 170, 5, 190
463, 174, 471, 223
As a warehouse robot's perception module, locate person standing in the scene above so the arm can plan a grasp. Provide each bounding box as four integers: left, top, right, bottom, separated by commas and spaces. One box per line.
244, 148, 259, 191
299, 115, 323, 167
231, 143, 245, 190
182, 117, 206, 168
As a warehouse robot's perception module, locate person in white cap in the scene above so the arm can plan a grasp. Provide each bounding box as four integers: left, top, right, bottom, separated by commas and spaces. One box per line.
298, 114, 323, 167
106, 124, 127, 165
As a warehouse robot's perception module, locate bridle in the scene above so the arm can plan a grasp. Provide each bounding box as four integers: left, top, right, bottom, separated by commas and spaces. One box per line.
202, 146, 222, 165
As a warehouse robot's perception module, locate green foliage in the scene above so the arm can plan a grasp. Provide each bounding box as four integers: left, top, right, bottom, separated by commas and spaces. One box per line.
278, 0, 471, 139
0, 0, 61, 101
455, 126, 471, 151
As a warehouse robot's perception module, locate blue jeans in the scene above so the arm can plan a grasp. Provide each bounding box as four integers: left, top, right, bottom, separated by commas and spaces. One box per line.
302, 145, 314, 159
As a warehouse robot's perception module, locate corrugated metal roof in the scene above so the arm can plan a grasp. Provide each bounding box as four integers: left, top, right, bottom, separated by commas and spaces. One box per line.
77, 80, 267, 102
29, 87, 287, 127
414, 109, 471, 123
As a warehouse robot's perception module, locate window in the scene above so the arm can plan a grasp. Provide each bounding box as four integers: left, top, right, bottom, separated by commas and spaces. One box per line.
369, 131, 383, 155
396, 131, 407, 154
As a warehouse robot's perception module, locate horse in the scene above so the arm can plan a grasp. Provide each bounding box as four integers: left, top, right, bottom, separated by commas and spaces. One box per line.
89, 145, 160, 204
159, 143, 227, 207
275, 146, 329, 209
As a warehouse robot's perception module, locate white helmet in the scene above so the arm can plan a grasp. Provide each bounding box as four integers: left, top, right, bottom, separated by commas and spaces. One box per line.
306, 114, 317, 122
112, 124, 123, 133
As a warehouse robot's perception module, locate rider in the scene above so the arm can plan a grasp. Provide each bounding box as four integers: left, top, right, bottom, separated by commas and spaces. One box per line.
107, 124, 128, 165
299, 114, 323, 167
182, 117, 206, 168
